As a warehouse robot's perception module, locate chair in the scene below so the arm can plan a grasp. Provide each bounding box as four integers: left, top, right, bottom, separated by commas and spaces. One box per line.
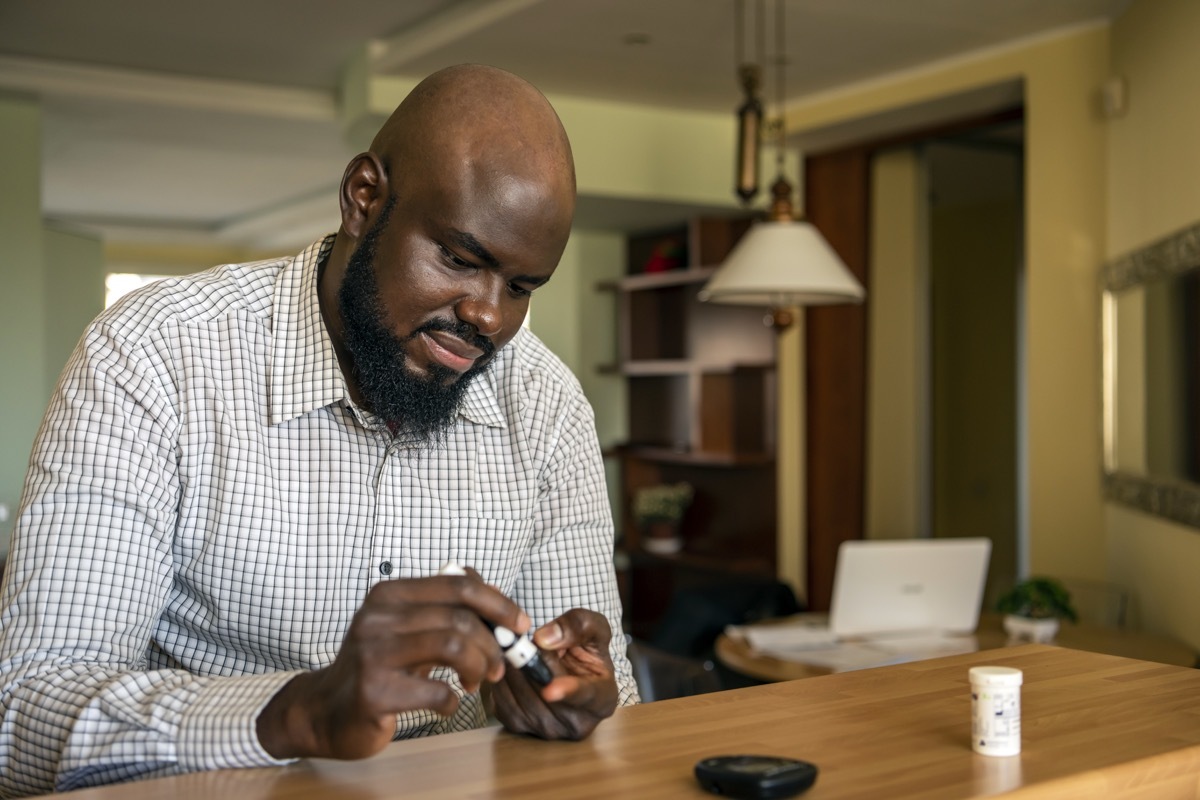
625, 637, 721, 703
650, 579, 802, 659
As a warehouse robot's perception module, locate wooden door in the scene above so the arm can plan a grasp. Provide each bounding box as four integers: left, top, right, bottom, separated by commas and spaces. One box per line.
802, 148, 871, 611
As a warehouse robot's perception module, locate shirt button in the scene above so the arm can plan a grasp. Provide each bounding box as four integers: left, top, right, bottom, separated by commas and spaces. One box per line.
379, 561, 393, 576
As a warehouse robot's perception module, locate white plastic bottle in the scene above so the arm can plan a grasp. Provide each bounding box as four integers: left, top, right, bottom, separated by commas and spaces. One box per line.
970, 666, 1023, 756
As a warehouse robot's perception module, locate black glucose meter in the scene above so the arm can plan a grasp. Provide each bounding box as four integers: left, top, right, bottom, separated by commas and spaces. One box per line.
694, 754, 818, 799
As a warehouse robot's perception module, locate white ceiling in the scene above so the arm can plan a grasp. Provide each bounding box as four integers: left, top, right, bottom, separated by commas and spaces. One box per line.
0, 0, 1131, 250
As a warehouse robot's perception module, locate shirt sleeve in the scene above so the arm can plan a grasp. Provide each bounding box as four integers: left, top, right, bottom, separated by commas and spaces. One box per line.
515, 373, 641, 708
0, 322, 297, 797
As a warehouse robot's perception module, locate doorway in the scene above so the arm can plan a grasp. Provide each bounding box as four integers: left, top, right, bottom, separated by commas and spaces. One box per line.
802, 110, 1026, 610
923, 122, 1025, 606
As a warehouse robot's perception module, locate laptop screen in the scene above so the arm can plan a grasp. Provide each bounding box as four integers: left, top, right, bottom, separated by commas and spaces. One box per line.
828, 538, 992, 638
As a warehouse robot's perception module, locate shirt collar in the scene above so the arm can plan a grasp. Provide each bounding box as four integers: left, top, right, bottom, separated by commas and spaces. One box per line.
458, 351, 507, 429
268, 236, 348, 425
267, 235, 507, 430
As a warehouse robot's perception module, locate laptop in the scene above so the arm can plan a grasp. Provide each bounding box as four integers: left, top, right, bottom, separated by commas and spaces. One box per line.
828, 537, 992, 638
732, 537, 992, 656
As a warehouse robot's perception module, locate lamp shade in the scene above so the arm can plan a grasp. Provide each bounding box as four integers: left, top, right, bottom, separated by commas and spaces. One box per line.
699, 219, 865, 306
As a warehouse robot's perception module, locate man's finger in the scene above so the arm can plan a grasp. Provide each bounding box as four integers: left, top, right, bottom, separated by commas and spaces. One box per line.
532, 608, 613, 652
365, 574, 531, 635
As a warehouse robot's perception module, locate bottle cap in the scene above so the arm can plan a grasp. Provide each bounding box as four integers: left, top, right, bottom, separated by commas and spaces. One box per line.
969, 666, 1023, 687
493, 625, 517, 648
505, 637, 538, 669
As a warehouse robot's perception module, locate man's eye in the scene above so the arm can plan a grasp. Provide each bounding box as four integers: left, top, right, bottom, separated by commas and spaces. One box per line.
438, 244, 471, 268
509, 283, 533, 298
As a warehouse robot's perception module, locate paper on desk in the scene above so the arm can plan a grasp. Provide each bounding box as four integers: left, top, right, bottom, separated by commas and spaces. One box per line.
763, 644, 901, 671
727, 619, 839, 650
866, 634, 978, 654
727, 623, 978, 672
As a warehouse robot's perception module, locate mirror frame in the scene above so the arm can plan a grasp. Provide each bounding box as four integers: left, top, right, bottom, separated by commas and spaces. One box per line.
1102, 220, 1200, 529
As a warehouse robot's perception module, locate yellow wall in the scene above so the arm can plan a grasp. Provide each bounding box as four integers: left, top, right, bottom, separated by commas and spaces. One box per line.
43, 226, 105, 398
529, 230, 628, 536
342, 58, 745, 211
781, 27, 1111, 592
0, 93, 46, 540
1105, 0, 1200, 648
104, 242, 284, 277
867, 148, 923, 541
530, 229, 627, 450
0, 99, 109, 554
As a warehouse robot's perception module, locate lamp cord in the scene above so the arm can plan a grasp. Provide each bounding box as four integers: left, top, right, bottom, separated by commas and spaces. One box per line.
759, 0, 766, 72
734, 0, 765, 72
774, 0, 786, 175
735, 0, 742, 67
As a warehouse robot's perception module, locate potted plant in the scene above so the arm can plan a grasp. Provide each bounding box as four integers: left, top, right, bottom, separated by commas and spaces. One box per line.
633, 482, 694, 554
995, 577, 1079, 643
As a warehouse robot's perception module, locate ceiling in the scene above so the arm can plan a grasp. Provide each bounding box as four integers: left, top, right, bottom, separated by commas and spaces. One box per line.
0, 0, 1131, 251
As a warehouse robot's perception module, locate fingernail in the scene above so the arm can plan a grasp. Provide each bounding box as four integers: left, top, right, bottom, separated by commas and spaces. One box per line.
535, 623, 564, 648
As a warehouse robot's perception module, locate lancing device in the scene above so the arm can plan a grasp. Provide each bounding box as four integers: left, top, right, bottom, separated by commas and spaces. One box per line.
439, 563, 554, 687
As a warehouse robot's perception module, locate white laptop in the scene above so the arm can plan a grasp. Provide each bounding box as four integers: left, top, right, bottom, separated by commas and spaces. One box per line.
829, 537, 991, 638
734, 537, 992, 654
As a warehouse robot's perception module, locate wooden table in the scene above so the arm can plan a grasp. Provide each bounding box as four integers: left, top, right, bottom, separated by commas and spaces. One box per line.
42, 646, 1200, 799
716, 613, 1199, 683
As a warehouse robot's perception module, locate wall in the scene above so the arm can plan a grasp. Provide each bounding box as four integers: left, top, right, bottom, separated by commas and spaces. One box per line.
43, 226, 106, 398
781, 26, 1110, 592
0, 93, 47, 549
866, 148, 923, 541
105, 241, 284, 278
342, 58, 743, 212
0, 102, 109, 557
529, 229, 626, 448
529, 229, 628, 535
1105, 0, 1200, 648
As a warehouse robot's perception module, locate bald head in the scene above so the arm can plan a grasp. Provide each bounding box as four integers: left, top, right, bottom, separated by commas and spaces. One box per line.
321, 65, 579, 421
370, 64, 574, 205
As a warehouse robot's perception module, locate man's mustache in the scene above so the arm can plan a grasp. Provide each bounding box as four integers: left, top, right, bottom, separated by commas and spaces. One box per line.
410, 319, 495, 359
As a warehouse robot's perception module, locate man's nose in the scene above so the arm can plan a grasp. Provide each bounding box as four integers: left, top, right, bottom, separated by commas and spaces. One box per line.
454, 276, 504, 339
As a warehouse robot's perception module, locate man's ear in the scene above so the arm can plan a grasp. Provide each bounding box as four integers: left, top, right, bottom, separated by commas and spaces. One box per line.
339, 152, 390, 239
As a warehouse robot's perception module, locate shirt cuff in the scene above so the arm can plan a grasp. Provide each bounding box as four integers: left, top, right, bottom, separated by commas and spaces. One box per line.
176, 670, 305, 772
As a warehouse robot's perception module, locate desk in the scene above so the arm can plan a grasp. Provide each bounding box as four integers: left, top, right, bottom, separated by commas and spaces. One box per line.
43, 646, 1200, 799
716, 613, 1199, 683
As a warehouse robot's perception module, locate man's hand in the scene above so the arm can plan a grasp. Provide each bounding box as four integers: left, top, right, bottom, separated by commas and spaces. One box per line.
489, 608, 619, 740
256, 573, 528, 760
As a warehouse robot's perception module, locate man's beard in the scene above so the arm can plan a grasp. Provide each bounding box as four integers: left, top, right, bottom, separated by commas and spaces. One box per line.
337, 196, 495, 444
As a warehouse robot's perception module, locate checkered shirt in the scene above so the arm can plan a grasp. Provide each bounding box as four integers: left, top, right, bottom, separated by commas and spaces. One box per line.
0, 236, 638, 796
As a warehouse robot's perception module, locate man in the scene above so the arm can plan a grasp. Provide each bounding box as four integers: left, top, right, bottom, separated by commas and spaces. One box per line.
0, 64, 638, 796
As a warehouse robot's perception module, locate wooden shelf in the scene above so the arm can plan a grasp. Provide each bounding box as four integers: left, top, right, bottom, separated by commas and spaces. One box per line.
616, 360, 775, 378
594, 267, 716, 295
620, 360, 694, 376
610, 214, 778, 639
622, 445, 774, 467
618, 545, 774, 577
616, 266, 716, 291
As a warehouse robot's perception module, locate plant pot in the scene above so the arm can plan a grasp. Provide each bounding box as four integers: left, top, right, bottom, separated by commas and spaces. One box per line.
1003, 614, 1059, 643
641, 521, 683, 554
